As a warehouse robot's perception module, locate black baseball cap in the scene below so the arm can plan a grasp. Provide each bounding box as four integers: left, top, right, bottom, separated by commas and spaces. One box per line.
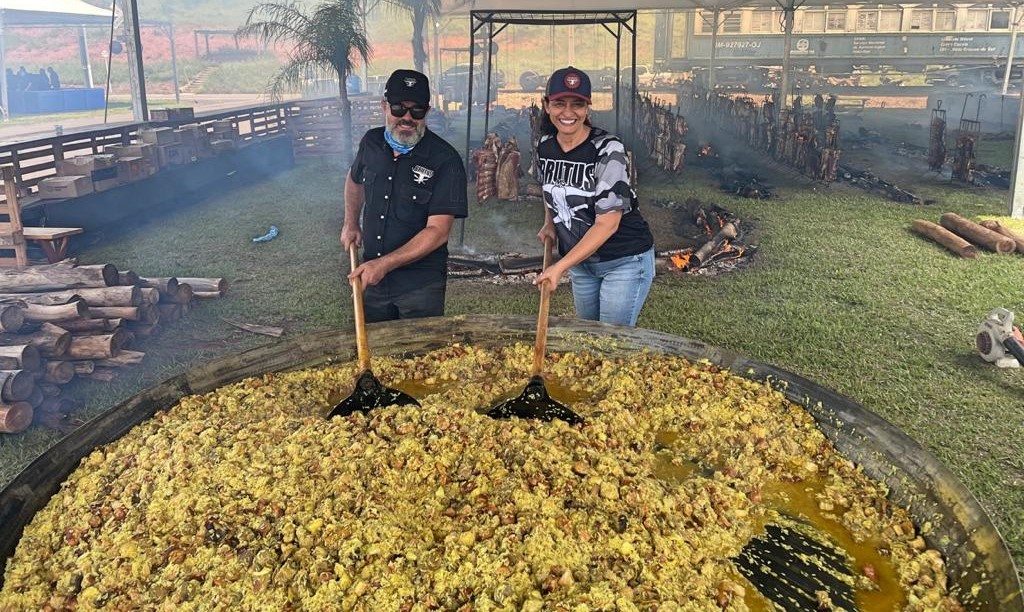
384, 69, 430, 106
546, 66, 591, 103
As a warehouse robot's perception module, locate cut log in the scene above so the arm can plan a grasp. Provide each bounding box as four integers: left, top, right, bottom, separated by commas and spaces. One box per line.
169, 283, 193, 305
138, 277, 179, 296
23, 301, 89, 323
0, 323, 72, 357
88, 306, 139, 321
0, 304, 25, 333
177, 277, 227, 293
70, 361, 94, 375
157, 303, 182, 322
118, 270, 140, 286
59, 286, 139, 307
55, 318, 120, 333
0, 345, 41, 371
42, 360, 75, 384
193, 291, 222, 300
0, 402, 32, 433
96, 350, 145, 367
138, 303, 159, 325
0, 370, 34, 402
66, 333, 123, 360
0, 292, 83, 306
26, 385, 43, 407
0, 262, 117, 292
139, 287, 160, 305
38, 382, 62, 397
911, 220, 978, 258
83, 368, 116, 382
692, 222, 739, 267
939, 213, 1015, 253
979, 220, 1024, 254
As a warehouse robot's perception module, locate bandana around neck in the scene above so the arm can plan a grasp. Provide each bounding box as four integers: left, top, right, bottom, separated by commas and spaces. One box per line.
384, 128, 415, 155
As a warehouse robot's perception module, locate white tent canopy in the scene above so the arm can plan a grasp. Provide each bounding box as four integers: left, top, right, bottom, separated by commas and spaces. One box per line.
0, 0, 110, 26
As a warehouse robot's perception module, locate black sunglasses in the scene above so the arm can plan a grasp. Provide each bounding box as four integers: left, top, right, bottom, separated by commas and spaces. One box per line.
389, 103, 429, 120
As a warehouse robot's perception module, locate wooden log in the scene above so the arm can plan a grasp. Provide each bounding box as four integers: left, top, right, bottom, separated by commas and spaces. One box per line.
0, 262, 117, 292
0, 370, 34, 402
939, 213, 1015, 254
96, 350, 145, 367
82, 368, 116, 382
0, 292, 83, 306
138, 303, 159, 325
42, 360, 75, 384
26, 385, 43, 408
157, 303, 182, 322
66, 333, 122, 360
911, 220, 978, 258
139, 287, 161, 305
23, 301, 89, 323
38, 382, 62, 397
72, 361, 94, 375
193, 291, 222, 300
979, 220, 1024, 254
0, 402, 32, 433
62, 286, 139, 307
0, 345, 41, 371
138, 277, 179, 296
169, 283, 193, 305
0, 323, 71, 357
0, 304, 25, 333
692, 222, 739, 267
127, 322, 160, 337
54, 318, 119, 333
177, 277, 227, 293
118, 270, 140, 286
88, 306, 139, 321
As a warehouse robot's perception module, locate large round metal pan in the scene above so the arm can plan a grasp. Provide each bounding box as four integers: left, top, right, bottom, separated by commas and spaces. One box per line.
0, 315, 1020, 608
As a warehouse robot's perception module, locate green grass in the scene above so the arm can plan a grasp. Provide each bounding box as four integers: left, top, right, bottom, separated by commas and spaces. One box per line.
0, 153, 1021, 586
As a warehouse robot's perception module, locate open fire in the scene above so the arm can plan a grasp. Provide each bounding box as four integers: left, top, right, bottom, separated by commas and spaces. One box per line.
654, 198, 758, 275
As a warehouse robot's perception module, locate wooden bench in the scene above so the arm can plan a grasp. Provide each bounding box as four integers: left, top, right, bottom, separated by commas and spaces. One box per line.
22, 227, 84, 263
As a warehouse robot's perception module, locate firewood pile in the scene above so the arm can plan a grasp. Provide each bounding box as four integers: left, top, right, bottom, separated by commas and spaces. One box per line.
652, 198, 758, 275
0, 261, 226, 434
471, 133, 523, 202
911, 213, 1024, 259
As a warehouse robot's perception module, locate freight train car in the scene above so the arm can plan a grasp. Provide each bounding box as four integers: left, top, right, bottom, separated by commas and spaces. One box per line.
654, 6, 1024, 78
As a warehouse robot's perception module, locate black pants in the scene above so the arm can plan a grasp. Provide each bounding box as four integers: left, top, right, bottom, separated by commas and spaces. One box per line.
363, 279, 446, 323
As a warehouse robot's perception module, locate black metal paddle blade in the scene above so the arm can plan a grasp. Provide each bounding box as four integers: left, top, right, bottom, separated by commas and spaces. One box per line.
328, 370, 419, 418
735, 522, 858, 611
485, 375, 584, 425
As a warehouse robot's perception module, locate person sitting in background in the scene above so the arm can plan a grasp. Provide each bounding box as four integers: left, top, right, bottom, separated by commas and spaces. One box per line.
15, 66, 29, 92
26, 69, 49, 91
46, 67, 60, 90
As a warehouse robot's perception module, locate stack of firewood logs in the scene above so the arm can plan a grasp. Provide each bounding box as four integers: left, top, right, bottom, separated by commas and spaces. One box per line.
0, 261, 225, 433
911, 213, 1024, 258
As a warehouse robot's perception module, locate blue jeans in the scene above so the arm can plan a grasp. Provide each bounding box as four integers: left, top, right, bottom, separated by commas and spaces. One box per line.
568, 247, 655, 327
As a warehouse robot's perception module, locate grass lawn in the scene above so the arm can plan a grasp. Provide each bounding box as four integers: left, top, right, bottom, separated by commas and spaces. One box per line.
0, 152, 1021, 584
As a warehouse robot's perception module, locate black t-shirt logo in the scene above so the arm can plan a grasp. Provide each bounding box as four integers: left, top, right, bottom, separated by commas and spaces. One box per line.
412, 165, 434, 184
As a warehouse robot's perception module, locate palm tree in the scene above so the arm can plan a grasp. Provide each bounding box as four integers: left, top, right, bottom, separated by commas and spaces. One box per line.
385, 0, 441, 75
237, 0, 370, 165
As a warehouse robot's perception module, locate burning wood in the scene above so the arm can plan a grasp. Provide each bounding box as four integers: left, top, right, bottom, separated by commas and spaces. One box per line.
653, 200, 757, 275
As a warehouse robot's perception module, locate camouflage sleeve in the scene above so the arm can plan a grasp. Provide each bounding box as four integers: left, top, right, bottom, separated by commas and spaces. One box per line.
592, 136, 634, 215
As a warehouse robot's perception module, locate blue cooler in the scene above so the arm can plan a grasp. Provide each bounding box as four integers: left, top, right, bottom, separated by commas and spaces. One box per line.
85, 88, 105, 109
62, 88, 88, 111
36, 90, 64, 113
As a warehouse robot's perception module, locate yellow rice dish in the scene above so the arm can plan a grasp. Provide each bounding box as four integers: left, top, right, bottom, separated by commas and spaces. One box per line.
0, 344, 962, 611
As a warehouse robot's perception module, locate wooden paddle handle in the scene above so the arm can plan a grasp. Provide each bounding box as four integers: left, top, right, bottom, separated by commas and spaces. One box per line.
349, 244, 371, 372
531, 239, 553, 376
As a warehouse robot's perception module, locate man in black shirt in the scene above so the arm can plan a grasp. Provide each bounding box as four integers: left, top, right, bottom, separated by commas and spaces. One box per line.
341, 69, 468, 322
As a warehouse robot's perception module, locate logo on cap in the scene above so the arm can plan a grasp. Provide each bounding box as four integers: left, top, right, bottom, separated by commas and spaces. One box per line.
404, 77, 417, 87
564, 73, 581, 89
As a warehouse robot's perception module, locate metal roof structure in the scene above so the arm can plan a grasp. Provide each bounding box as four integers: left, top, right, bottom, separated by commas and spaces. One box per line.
459, 0, 1024, 217
0, 0, 109, 26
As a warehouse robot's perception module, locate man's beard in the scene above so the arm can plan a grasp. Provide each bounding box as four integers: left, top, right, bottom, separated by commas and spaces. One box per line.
386, 120, 426, 146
